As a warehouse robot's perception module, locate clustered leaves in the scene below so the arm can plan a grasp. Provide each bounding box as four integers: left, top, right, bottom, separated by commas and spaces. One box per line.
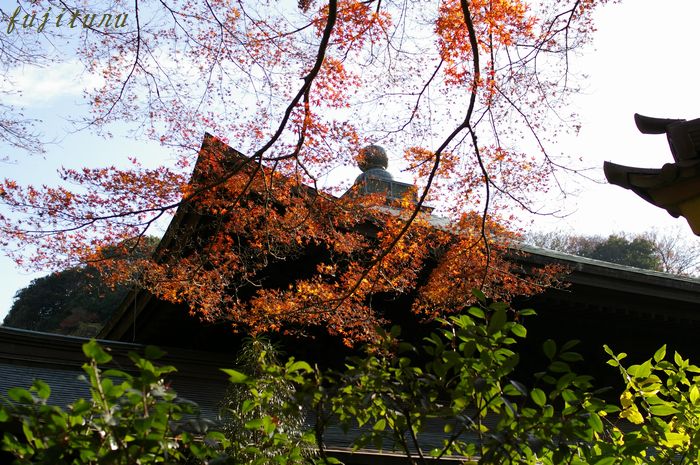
1, 0, 613, 343
602, 344, 700, 463
16, 136, 554, 345
0, 341, 227, 464
7, 301, 700, 464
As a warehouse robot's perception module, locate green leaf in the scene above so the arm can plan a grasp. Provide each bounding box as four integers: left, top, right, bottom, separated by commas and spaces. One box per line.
559, 352, 583, 363
32, 379, 50, 400
561, 340, 580, 352
489, 301, 509, 312
648, 405, 679, 416
588, 413, 604, 433
51, 413, 67, 429
635, 360, 652, 379
82, 340, 112, 364
543, 340, 556, 360
620, 407, 644, 424
144, 345, 166, 359
511, 323, 527, 338
7, 387, 33, 403
287, 360, 312, 374
205, 431, 228, 444
221, 369, 249, 384
543, 405, 554, 418
468, 307, 485, 319
664, 431, 689, 447
530, 388, 546, 407
691, 385, 700, 404
688, 364, 700, 373
653, 345, 667, 362
373, 419, 386, 431
22, 422, 35, 443
102, 369, 131, 380
549, 361, 570, 373
488, 308, 507, 334
674, 351, 684, 367
509, 380, 528, 396
594, 457, 616, 465
471, 289, 486, 302
244, 418, 264, 429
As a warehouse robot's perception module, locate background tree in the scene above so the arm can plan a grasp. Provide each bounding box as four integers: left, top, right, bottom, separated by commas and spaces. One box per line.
525, 229, 700, 276
641, 229, 700, 276
3, 236, 159, 336
3, 267, 128, 337
587, 235, 662, 270
0, 0, 610, 343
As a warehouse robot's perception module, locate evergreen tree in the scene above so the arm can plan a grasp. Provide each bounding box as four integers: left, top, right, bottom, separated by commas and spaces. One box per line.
3, 267, 129, 337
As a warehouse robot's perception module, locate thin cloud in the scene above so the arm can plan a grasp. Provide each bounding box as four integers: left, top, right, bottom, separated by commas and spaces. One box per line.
1, 60, 103, 106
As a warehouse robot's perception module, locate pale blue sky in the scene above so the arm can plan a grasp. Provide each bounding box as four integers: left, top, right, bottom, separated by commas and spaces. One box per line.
2, 0, 700, 319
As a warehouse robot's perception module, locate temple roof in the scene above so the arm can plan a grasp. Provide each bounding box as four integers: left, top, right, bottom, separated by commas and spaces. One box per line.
604, 113, 700, 234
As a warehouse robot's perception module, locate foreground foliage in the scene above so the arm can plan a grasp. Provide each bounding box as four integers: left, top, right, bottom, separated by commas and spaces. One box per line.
219, 338, 314, 464
5, 302, 700, 464
0, 341, 227, 464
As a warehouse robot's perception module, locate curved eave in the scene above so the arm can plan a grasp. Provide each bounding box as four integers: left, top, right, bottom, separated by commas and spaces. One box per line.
605, 160, 700, 193
604, 160, 700, 234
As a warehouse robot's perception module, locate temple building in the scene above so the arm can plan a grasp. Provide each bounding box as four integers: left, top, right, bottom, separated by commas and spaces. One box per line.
2, 133, 700, 462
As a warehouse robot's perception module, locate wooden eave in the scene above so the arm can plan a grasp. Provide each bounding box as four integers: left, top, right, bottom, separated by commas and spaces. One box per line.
604, 160, 700, 219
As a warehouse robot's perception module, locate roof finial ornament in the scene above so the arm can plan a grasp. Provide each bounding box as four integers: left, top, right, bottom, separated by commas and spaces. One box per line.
354, 145, 393, 181
357, 145, 389, 171
344, 144, 424, 207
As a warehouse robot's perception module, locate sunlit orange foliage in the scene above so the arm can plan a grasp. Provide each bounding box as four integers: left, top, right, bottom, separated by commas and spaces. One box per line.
436, 0, 536, 84
23, 136, 558, 344
0, 0, 612, 343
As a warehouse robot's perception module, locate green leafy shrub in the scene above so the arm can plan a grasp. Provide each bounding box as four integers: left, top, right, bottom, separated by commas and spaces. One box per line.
7, 302, 700, 464
326, 302, 613, 463
0, 341, 228, 464
219, 337, 316, 465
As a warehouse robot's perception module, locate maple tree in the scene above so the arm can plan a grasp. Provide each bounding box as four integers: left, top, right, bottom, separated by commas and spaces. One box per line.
0, 21, 44, 156
0, 0, 611, 343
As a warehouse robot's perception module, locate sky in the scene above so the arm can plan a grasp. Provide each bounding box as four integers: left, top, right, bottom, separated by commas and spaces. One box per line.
539, 0, 700, 236
2, 0, 700, 319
